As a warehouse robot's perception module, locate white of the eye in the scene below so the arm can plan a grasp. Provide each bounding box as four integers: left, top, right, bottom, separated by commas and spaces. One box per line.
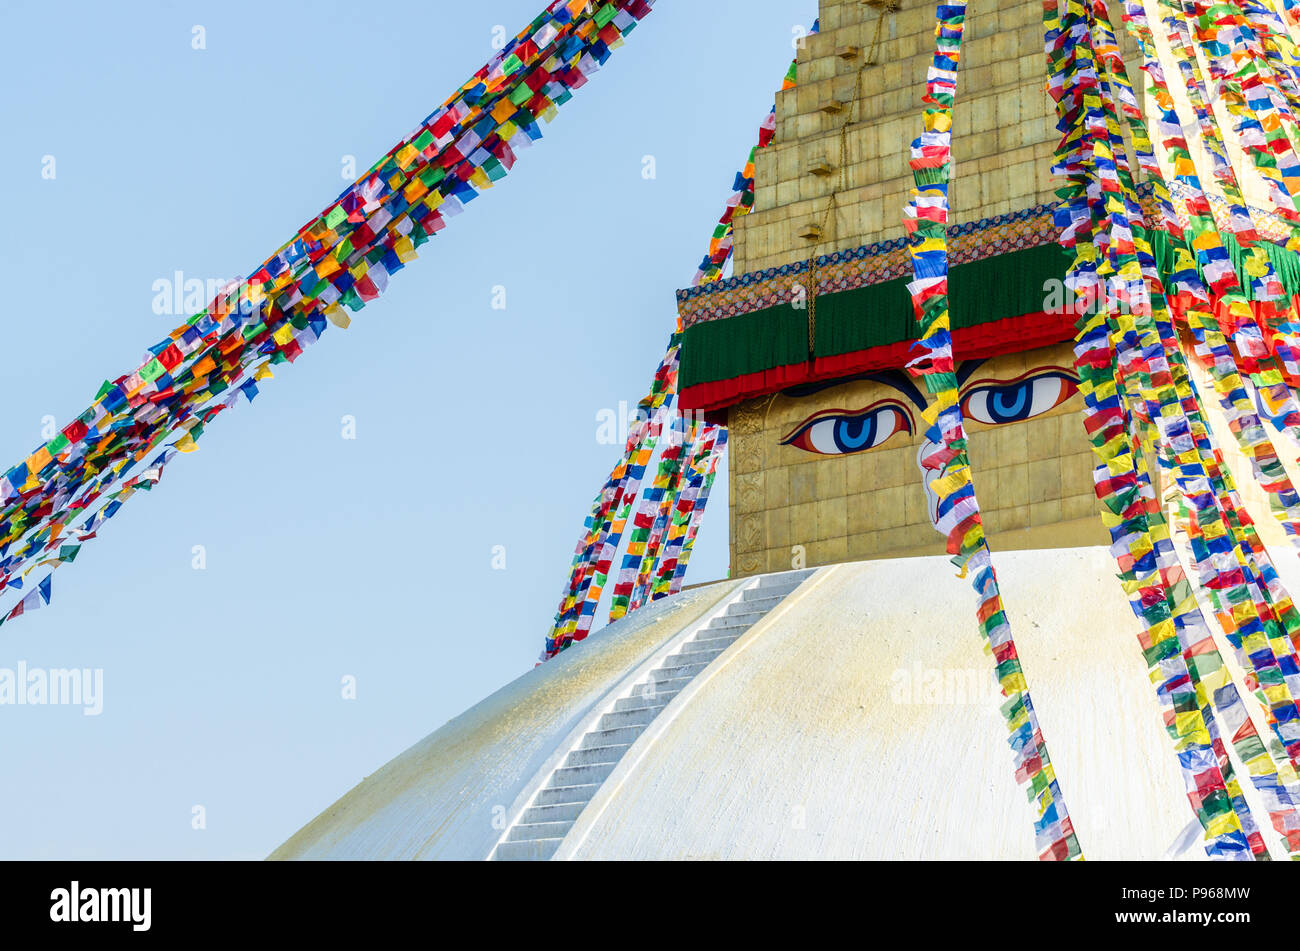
870, 409, 901, 446
806, 418, 842, 454
965, 377, 1066, 425
804, 409, 904, 453
1028, 377, 1066, 418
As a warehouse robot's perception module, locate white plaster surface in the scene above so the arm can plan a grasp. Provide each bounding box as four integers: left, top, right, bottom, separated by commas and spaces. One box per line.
269, 578, 745, 860
274, 547, 1298, 860
568, 549, 1198, 860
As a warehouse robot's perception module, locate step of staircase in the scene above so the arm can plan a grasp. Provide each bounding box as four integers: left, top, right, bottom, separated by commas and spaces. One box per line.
564, 744, 632, 767
611, 695, 673, 713
548, 762, 618, 787
760, 568, 817, 585
709, 613, 761, 630
578, 726, 644, 748
682, 634, 741, 654
640, 675, 695, 695
634, 685, 686, 711
647, 659, 714, 681
507, 820, 574, 842
492, 570, 816, 860
724, 595, 782, 615
740, 582, 802, 600
599, 707, 661, 731
667, 642, 725, 660
520, 801, 587, 824
533, 783, 603, 807
494, 838, 564, 861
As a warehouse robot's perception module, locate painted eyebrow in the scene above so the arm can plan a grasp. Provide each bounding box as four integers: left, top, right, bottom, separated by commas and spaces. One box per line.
955, 359, 986, 388
960, 365, 1078, 389
781, 369, 929, 410
778, 358, 997, 408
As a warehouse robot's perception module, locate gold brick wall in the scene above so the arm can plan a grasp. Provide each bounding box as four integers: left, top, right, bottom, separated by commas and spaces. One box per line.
725, 0, 1118, 576
734, 0, 1064, 274
719, 0, 1300, 577
727, 341, 1107, 577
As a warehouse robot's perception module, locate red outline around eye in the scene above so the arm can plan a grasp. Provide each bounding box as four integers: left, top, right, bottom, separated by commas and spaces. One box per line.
959, 367, 1078, 425
780, 398, 915, 455
959, 365, 1079, 393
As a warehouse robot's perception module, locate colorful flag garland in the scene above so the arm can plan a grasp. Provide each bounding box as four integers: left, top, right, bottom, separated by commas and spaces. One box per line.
1043, 0, 1300, 858
0, 0, 655, 627
542, 22, 818, 660
902, 1, 1082, 861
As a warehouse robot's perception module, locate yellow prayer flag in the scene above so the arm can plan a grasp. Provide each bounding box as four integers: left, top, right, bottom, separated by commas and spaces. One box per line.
26, 447, 52, 474
395, 143, 419, 169
1205, 813, 1239, 838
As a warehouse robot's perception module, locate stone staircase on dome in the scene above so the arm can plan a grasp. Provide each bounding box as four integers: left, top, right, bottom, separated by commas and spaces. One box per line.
491, 568, 817, 861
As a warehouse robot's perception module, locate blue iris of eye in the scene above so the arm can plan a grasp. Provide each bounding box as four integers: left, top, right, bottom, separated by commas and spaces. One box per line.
986, 382, 1032, 423
962, 371, 1076, 427
834, 415, 877, 451
782, 404, 912, 455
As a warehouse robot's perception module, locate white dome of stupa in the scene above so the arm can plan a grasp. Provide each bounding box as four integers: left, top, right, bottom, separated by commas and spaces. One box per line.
268, 545, 1297, 860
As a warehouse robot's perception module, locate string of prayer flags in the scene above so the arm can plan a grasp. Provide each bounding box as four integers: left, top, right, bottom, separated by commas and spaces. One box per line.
1180, 0, 1300, 233
542, 22, 820, 660
1047, 0, 1254, 860
1121, 0, 1300, 557
631, 423, 720, 610
905, 0, 1082, 861
1041, 0, 1300, 858
652, 427, 726, 601
0, 0, 654, 628
691, 21, 818, 287
545, 348, 680, 658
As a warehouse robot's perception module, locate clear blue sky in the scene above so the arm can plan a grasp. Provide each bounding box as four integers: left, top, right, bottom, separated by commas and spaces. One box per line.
0, 1, 814, 858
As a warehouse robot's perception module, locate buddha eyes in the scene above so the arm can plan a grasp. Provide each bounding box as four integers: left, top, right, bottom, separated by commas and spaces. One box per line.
780, 401, 913, 455
960, 369, 1078, 426
780, 368, 1079, 457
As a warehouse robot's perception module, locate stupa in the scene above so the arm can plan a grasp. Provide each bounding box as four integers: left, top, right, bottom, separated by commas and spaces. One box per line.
272, 0, 1300, 860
